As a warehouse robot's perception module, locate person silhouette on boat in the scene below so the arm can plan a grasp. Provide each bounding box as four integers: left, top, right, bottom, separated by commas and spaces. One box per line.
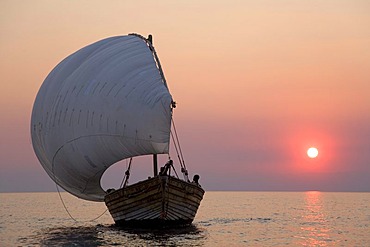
159, 160, 173, 176
192, 174, 201, 186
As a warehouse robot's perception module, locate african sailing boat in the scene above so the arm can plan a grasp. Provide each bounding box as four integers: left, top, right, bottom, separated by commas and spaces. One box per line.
31, 33, 205, 227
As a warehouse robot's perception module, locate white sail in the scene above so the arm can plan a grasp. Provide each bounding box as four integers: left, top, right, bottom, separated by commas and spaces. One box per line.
31, 35, 173, 201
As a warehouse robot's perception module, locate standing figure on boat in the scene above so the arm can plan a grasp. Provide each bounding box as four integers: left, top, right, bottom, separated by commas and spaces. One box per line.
160, 160, 173, 176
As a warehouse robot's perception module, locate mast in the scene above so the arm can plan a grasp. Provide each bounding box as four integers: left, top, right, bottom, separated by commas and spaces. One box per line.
147, 34, 159, 177
153, 154, 158, 176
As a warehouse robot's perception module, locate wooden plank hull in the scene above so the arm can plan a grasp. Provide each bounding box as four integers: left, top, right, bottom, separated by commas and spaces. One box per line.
104, 176, 205, 227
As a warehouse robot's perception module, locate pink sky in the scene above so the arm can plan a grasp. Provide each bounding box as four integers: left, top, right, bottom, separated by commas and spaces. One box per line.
1, 0, 369, 192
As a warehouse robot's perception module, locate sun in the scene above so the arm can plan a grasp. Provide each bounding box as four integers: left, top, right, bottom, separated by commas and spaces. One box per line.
307, 147, 319, 158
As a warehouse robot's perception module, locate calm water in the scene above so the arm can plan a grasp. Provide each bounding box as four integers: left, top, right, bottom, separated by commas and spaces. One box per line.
1, 191, 369, 246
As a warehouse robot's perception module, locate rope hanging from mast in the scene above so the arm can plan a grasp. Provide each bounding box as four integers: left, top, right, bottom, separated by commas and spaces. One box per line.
55, 183, 108, 222
52, 152, 108, 222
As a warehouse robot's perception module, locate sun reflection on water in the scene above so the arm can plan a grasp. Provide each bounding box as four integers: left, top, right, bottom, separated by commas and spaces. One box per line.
300, 191, 331, 246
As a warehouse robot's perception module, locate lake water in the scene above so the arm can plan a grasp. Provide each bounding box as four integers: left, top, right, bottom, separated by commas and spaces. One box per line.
1, 191, 369, 246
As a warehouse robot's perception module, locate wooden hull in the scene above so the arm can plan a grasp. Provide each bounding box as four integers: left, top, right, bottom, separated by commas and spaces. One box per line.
104, 176, 205, 227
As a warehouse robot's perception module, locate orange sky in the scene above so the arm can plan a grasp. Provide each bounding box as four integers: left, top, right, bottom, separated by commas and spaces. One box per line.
1, 0, 370, 192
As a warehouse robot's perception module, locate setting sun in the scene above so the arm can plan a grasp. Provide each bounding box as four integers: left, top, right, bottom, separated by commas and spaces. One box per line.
307, 147, 319, 158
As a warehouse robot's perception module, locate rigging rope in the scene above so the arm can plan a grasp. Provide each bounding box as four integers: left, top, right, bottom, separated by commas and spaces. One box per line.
119, 158, 133, 188
171, 117, 186, 169
169, 162, 180, 179
170, 131, 183, 167
170, 116, 189, 182
55, 157, 134, 222
51, 150, 108, 223
55, 183, 108, 223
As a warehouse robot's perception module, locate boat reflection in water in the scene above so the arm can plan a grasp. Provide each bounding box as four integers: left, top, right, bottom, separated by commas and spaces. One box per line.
36, 224, 207, 247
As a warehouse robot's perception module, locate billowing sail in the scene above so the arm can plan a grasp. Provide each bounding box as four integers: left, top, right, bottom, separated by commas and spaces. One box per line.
31, 35, 173, 201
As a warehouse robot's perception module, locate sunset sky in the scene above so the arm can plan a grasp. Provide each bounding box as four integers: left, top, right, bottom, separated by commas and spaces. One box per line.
1, 0, 369, 192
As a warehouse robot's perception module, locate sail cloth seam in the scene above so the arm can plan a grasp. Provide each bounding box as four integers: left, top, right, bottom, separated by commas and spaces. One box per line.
45, 38, 116, 131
